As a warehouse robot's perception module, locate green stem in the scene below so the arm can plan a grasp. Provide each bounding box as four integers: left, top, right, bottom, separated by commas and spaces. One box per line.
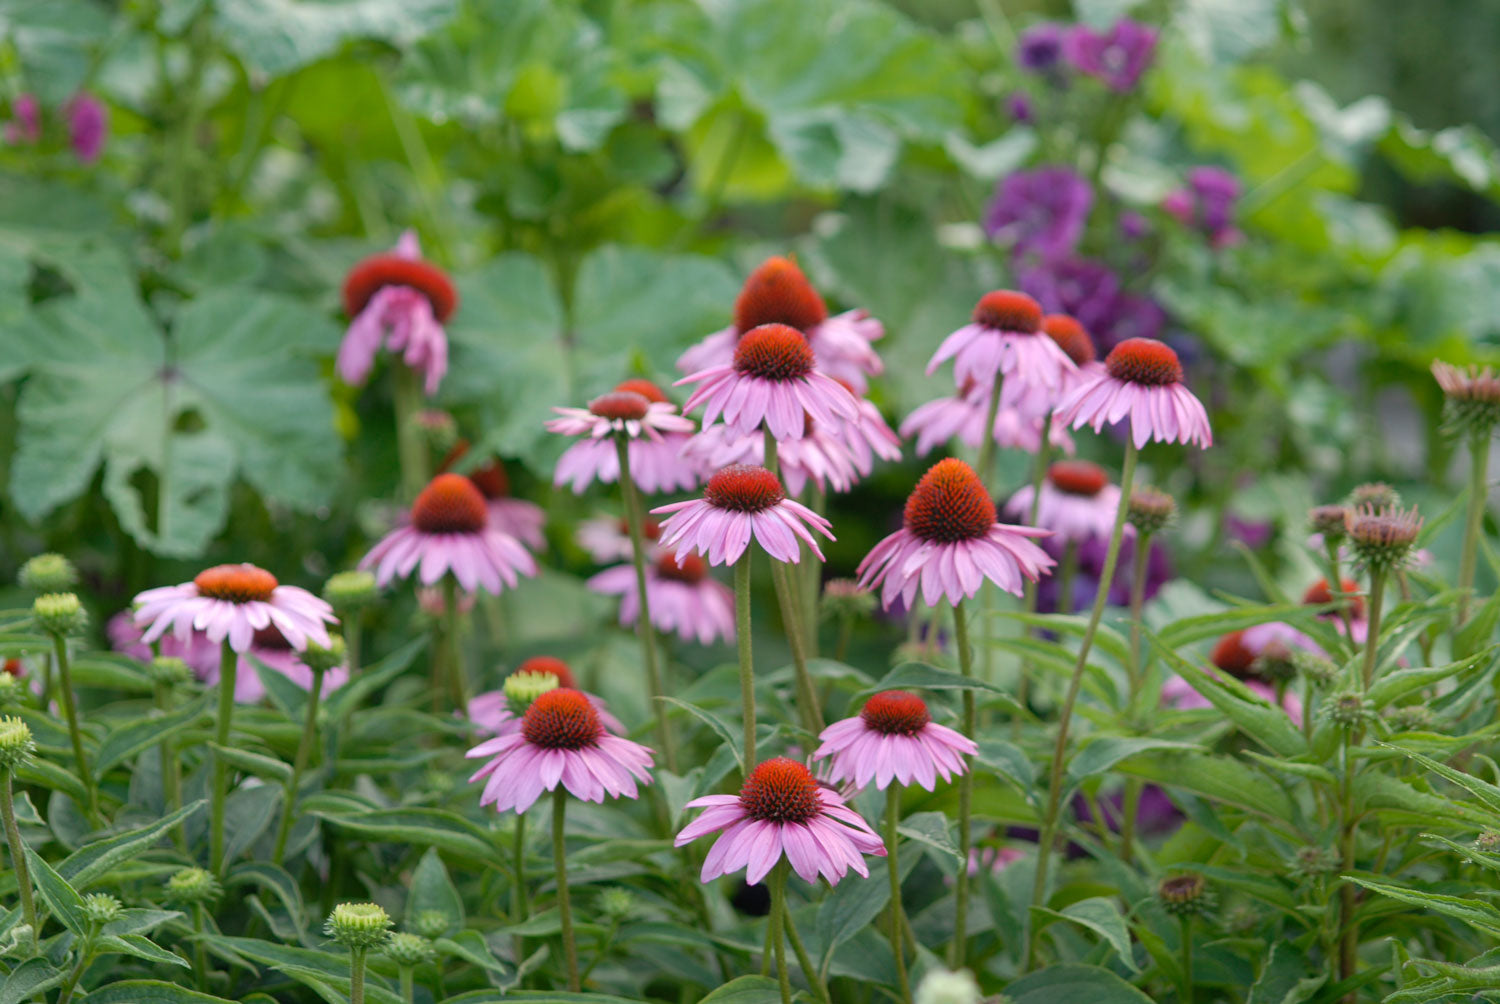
782, 891, 829, 1004
51, 633, 97, 820
553, 788, 579, 991
735, 555, 756, 770
393, 364, 428, 503
1458, 429, 1490, 627
442, 578, 467, 715
769, 862, 791, 1004
1127, 531, 1153, 713
1361, 571, 1386, 693
156, 681, 186, 851
834, 614, 853, 665
803, 486, 826, 657
1013, 431, 1053, 737
399, 966, 414, 1004
761, 432, 823, 734
1337, 731, 1358, 995
950, 600, 975, 969
272, 665, 326, 865
192, 904, 209, 992
615, 435, 676, 772
511, 812, 528, 964
350, 946, 367, 1004
975, 376, 1005, 485
1026, 438, 1138, 970
1057, 541, 1078, 616
55, 934, 95, 1004
1, 770, 37, 953
1179, 915, 1194, 1004
211, 639, 236, 874
886, 787, 910, 1002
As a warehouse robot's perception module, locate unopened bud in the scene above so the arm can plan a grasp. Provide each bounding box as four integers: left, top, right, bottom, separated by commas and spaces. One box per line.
1127, 486, 1176, 536
411, 909, 450, 940
504, 670, 559, 715
1157, 873, 1214, 917
323, 571, 379, 616
19, 553, 76, 594
385, 931, 436, 967
33, 593, 86, 637
82, 893, 122, 926
326, 902, 392, 949
302, 636, 347, 675
0, 717, 35, 770
165, 867, 221, 905
150, 657, 194, 689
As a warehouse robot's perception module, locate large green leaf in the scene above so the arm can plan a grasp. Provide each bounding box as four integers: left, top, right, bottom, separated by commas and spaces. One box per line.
0, 0, 111, 105
83, 981, 237, 1003
216, 0, 458, 77
697, 977, 783, 1004
1344, 877, 1500, 938
1005, 963, 1155, 1003
60, 800, 205, 888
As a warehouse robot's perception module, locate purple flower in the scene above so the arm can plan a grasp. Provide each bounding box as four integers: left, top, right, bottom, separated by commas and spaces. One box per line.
1164, 166, 1243, 247
1019, 257, 1120, 332
65, 93, 107, 164
1005, 92, 1033, 124
985, 167, 1093, 260
1064, 19, 1159, 92
1119, 211, 1150, 242
6, 94, 39, 146
1017, 23, 1067, 73
1095, 292, 1166, 353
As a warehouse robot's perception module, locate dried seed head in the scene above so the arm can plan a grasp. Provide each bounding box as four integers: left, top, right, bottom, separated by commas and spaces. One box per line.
1127, 486, 1176, 535
1432, 361, 1500, 436
1157, 873, 1213, 917
1344, 505, 1423, 574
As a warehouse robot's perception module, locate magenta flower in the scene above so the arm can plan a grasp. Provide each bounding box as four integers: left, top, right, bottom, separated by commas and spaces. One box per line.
676, 257, 885, 395
65, 93, 107, 163
1018, 23, 1068, 73
1055, 337, 1212, 449
900, 383, 1074, 458
588, 548, 736, 646
360, 473, 537, 594
133, 564, 335, 654
1162, 672, 1303, 726
576, 515, 659, 564
679, 323, 858, 441
675, 757, 886, 885
1005, 460, 1129, 545
927, 291, 1077, 411
338, 231, 456, 396
467, 688, 654, 814
548, 381, 699, 495
858, 458, 1054, 609
6, 94, 39, 145
814, 690, 976, 791
468, 656, 625, 737
1064, 19, 1159, 92
441, 447, 546, 552
681, 422, 860, 496
652, 465, 833, 566
1164, 166, 1243, 248
984, 168, 1094, 260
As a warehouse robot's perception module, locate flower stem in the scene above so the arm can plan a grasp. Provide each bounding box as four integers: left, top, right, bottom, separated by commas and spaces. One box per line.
1057, 541, 1079, 615
770, 559, 824, 736
614, 435, 676, 772
350, 946, 367, 1004
155, 680, 187, 851
1458, 428, 1490, 627
442, 577, 467, 716
975, 375, 1005, 485
1361, 570, 1386, 692
1322, 542, 1357, 650
553, 787, 579, 991
803, 486, 826, 657
1, 768, 37, 953
399, 966, 414, 1004
211, 638, 236, 874
782, 889, 829, 1004
949, 599, 975, 970
886, 786, 911, 1002
511, 811, 528, 964
272, 665, 326, 865
1026, 437, 1138, 970
769, 861, 791, 1004
735, 554, 756, 770
1179, 915, 1194, 1004
1013, 431, 1053, 737
392, 363, 427, 503
192, 903, 209, 992
1127, 531, 1152, 713
51, 632, 98, 821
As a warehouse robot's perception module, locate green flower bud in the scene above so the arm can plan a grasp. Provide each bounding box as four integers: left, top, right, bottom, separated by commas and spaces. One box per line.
1323, 690, 1373, 730
82, 893, 122, 926
1127, 486, 1177, 536
416, 409, 458, 453
1289, 846, 1339, 879
323, 571, 379, 617
385, 931, 436, 967
19, 553, 77, 595
820, 579, 876, 622
0, 717, 35, 771
302, 635, 347, 675
33, 593, 86, 637
1250, 641, 1298, 683
1386, 705, 1434, 733
1433, 362, 1500, 438
1475, 830, 1500, 854
504, 670, 559, 715
411, 909, 451, 940
599, 887, 634, 921
150, 657, 194, 689
0, 674, 24, 707
1292, 650, 1338, 688
165, 867, 221, 905
325, 902, 392, 949
914, 967, 983, 1004
1157, 873, 1214, 917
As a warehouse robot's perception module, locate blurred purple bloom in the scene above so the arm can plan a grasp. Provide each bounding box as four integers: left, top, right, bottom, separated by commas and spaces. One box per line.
1018, 23, 1067, 73
1005, 92, 1033, 124
6, 94, 39, 145
1035, 533, 1171, 615
1119, 211, 1150, 242
1095, 292, 1166, 354
1064, 19, 1159, 92
985, 168, 1093, 259
1225, 511, 1274, 550
66, 93, 107, 163
1019, 256, 1119, 332
1164, 166, 1243, 247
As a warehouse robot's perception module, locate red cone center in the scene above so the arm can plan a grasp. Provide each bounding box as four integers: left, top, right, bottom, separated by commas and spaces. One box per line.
739, 757, 822, 824
972, 291, 1043, 333
1048, 460, 1109, 497
1105, 338, 1183, 386
522, 689, 603, 750
1302, 578, 1365, 620
904, 459, 997, 543
588, 390, 652, 422
705, 465, 786, 513
861, 691, 932, 736
342, 254, 458, 322
615, 378, 669, 404
734, 257, 828, 334
412, 474, 489, 534
733, 324, 816, 381
1043, 314, 1097, 365
1211, 630, 1255, 677
657, 550, 708, 583
194, 564, 278, 604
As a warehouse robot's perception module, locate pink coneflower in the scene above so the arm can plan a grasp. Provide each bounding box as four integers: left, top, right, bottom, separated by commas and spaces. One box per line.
548, 381, 699, 495
834, 394, 904, 475
1304, 577, 1368, 643
467, 688, 654, 814
440, 443, 546, 551
927, 291, 1076, 409
577, 515, 660, 564
65, 93, 108, 164
814, 691, 976, 791
133, 564, 335, 653
588, 549, 736, 646
680, 422, 861, 496
1043, 314, 1105, 394
678, 323, 858, 441
360, 474, 537, 594
858, 459, 1054, 609
338, 231, 455, 396
468, 656, 624, 736
1055, 337, 1212, 449
677, 257, 884, 394
1004, 460, 1129, 545
653, 465, 832, 566
1162, 670, 1303, 726
900, 383, 1074, 457
675, 757, 886, 884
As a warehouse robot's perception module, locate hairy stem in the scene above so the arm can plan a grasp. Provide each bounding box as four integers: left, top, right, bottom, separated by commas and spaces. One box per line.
512, 811, 528, 964
735, 555, 757, 769
553, 788, 579, 991
51, 632, 98, 821
1361, 571, 1386, 692
442, 577, 467, 716
1458, 428, 1491, 627
769, 861, 791, 1004
1179, 915, 1194, 1004
350, 946, 367, 1004
950, 599, 975, 969
392, 363, 428, 503
770, 559, 824, 735
211, 639, 236, 874
886, 786, 910, 1002
1013, 431, 1053, 737
615, 435, 676, 771
1, 769, 37, 953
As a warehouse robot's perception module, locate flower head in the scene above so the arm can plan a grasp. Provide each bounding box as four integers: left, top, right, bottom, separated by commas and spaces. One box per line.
576, 515, 659, 564
814, 690, 977, 791
469, 656, 624, 737
928, 291, 1077, 415
1064, 19, 1158, 91
900, 383, 1074, 457
0, 717, 35, 771
587, 549, 736, 646
984, 169, 1093, 261
549, 381, 698, 494
326, 903, 392, 950
652, 465, 834, 566
65, 94, 108, 164
1004, 460, 1128, 544
1348, 482, 1400, 510
133, 563, 334, 654
359, 473, 537, 595
1303, 577, 1365, 622
338, 231, 454, 396
1128, 486, 1176, 535
385, 932, 436, 967
467, 688, 654, 814
5, 94, 39, 145
1056, 337, 1212, 449
1308, 504, 1350, 544
33, 593, 86, 637
1157, 873, 1213, 917
1164, 166, 1242, 247
675, 757, 886, 885
1344, 505, 1423, 574
165, 867, 220, 906
1017, 23, 1067, 73
858, 459, 1053, 609
1432, 361, 1500, 436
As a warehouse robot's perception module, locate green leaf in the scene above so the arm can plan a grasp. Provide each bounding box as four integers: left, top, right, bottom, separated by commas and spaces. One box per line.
216, 0, 458, 76
23, 845, 86, 933
975, 738, 1036, 791
431, 929, 509, 975
897, 811, 960, 863
208, 743, 292, 784
0, 959, 65, 1004
103, 908, 182, 938
67, 653, 155, 694
209, 937, 402, 1004
1343, 876, 1500, 938
659, 697, 742, 774
1118, 751, 1297, 825
1005, 963, 1155, 1003
1180, 0, 1283, 63
97, 933, 190, 968
1156, 604, 1317, 650
857, 662, 1024, 716
1050, 897, 1139, 973
1067, 737, 1205, 784
0, 0, 111, 105
60, 800, 205, 889
1379, 742, 1500, 818
83, 984, 237, 1004
698, 976, 783, 1003
1367, 647, 1496, 709
407, 847, 465, 928
1246, 941, 1325, 1004
314, 807, 499, 862
226, 862, 306, 934
1148, 632, 1307, 758
94, 694, 215, 778
321, 639, 424, 721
